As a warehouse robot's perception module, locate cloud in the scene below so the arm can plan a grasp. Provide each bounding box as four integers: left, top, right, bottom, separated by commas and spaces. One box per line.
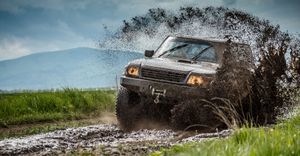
0, 0, 298, 61
0, 1, 25, 14
0, 0, 224, 15
222, 0, 238, 6
0, 32, 95, 61
0, 37, 31, 60
115, 0, 223, 15
0, 0, 90, 14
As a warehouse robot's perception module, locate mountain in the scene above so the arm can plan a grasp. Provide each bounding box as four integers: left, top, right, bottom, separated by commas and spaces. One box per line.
0, 47, 143, 90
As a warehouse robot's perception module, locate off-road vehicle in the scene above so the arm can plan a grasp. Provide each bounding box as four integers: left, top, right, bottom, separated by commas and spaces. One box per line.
116, 36, 254, 131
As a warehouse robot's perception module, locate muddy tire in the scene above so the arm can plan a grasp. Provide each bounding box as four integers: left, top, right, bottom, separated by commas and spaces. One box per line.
171, 100, 222, 132
116, 86, 142, 131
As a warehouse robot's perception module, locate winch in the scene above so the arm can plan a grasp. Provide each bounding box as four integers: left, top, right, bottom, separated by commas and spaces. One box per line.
150, 86, 166, 104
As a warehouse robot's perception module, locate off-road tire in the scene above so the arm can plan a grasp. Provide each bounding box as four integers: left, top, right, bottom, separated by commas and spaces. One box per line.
171, 100, 222, 132
116, 86, 142, 131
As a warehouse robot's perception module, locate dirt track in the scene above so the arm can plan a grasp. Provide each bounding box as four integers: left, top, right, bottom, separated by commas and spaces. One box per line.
0, 124, 232, 155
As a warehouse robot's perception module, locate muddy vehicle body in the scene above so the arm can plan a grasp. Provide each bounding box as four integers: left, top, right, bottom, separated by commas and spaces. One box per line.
116, 36, 254, 131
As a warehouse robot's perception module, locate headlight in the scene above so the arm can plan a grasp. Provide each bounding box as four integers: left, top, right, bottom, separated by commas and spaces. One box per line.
126, 66, 139, 77
187, 75, 210, 87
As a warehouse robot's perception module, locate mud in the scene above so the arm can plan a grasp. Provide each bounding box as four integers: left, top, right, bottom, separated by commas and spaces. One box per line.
0, 124, 232, 155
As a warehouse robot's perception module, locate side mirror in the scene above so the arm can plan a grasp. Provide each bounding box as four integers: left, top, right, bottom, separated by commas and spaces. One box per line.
144, 50, 154, 57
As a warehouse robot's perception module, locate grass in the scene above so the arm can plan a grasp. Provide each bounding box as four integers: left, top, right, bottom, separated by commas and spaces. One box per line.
151, 108, 300, 156
0, 89, 115, 127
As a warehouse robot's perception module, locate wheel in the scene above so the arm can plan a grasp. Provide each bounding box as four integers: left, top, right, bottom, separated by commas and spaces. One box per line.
116, 86, 142, 131
171, 100, 223, 132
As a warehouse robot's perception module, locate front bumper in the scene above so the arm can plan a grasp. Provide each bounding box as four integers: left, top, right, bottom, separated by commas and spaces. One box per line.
120, 76, 209, 99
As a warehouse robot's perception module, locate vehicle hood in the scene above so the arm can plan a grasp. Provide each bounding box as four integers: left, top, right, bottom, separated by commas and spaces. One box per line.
130, 58, 219, 75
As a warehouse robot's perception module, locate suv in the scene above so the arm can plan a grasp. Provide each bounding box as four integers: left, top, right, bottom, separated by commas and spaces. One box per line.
116, 36, 253, 131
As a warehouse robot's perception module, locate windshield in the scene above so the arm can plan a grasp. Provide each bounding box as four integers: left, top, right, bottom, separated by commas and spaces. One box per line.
154, 37, 217, 62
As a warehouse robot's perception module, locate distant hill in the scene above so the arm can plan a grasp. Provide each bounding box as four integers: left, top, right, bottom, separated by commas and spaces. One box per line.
0, 47, 143, 90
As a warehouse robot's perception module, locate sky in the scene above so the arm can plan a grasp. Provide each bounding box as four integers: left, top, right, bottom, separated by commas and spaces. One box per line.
0, 0, 299, 60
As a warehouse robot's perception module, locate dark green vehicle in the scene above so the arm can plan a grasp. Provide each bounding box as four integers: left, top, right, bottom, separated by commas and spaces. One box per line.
116, 36, 254, 131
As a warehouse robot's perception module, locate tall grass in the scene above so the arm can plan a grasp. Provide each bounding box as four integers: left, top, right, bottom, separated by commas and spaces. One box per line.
151, 108, 300, 156
0, 89, 115, 126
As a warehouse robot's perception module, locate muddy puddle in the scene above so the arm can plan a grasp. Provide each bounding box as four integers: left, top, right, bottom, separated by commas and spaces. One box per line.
0, 124, 232, 155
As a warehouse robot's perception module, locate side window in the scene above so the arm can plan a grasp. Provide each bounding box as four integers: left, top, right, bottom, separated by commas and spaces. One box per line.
197, 48, 217, 62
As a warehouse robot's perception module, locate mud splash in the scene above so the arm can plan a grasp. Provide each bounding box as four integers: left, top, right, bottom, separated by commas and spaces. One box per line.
105, 6, 300, 126
0, 124, 232, 155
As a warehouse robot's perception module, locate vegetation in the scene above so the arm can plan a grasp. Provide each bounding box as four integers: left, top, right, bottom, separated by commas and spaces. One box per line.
0, 89, 115, 127
151, 108, 300, 156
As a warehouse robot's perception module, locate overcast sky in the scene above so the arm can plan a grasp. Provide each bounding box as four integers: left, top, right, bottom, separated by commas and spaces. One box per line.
0, 0, 299, 60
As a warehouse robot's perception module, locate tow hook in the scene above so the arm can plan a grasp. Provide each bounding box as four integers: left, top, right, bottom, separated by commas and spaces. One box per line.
150, 87, 166, 104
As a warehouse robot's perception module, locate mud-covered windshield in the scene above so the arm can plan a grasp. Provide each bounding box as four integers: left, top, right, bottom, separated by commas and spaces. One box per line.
154, 37, 217, 62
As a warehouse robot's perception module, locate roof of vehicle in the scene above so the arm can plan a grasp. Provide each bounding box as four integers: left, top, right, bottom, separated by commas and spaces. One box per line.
170, 35, 249, 46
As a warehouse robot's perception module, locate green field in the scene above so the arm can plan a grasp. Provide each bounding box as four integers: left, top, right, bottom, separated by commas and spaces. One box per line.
151, 109, 300, 156
0, 89, 115, 127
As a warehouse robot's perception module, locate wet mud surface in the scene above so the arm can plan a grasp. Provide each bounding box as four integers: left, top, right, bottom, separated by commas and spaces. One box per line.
0, 124, 232, 155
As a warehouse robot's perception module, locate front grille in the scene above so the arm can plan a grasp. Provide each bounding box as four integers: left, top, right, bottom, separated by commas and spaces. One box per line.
141, 68, 187, 83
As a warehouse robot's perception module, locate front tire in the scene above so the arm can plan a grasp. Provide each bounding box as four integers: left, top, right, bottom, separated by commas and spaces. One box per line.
116, 86, 142, 131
